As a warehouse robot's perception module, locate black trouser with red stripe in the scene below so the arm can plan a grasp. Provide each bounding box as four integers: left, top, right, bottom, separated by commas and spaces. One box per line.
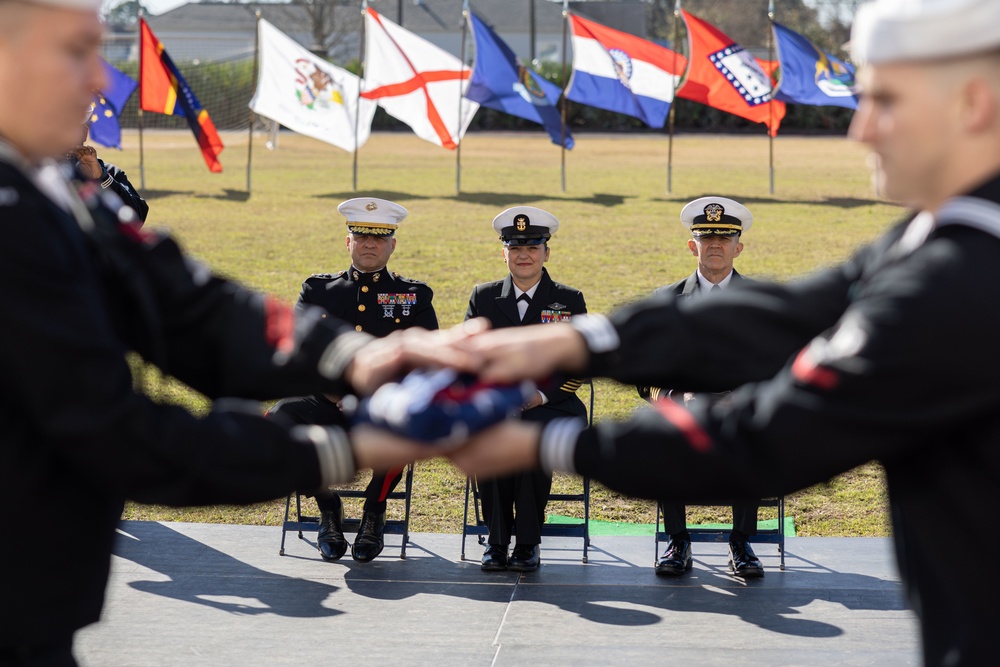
266, 395, 403, 514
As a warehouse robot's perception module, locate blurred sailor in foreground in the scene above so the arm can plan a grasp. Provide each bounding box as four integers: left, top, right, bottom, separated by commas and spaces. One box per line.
269, 197, 437, 563
441, 0, 1000, 663
465, 206, 587, 572
0, 1, 447, 662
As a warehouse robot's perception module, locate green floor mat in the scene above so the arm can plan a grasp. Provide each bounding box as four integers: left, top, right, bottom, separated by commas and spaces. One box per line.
546, 514, 796, 537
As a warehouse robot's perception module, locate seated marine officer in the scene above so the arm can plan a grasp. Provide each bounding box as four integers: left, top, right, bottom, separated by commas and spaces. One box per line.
268, 197, 437, 562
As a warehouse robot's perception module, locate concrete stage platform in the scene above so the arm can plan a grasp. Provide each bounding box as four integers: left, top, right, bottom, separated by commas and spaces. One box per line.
76, 521, 920, 666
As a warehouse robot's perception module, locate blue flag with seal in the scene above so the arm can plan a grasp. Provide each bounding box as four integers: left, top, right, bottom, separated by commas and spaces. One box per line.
89, 59, 138, 150
773, 22, 857, 110
465, 12, 572, 149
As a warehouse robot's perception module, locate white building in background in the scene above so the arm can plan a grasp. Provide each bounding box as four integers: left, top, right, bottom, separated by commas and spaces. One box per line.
102, 0, 650, 65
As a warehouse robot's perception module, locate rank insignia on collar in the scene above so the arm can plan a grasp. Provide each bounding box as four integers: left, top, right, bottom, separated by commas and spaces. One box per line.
704, 203, 724, 222
548, 302, 567, 310
366, 201, 378, 212
515, 214, 529, 231
352, 270, 359, 280
373, 273, 380, 283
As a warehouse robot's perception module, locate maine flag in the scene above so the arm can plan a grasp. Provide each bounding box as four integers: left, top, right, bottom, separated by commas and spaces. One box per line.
88, 59, 137, 150
773, 22, 858, 110
139, 18, 224, 172
465, 12, 571, 149
565, 13, 687, 129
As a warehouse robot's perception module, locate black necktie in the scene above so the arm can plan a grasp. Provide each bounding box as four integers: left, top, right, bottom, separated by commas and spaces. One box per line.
517, 292, 530, 320
517, 293, 531, 303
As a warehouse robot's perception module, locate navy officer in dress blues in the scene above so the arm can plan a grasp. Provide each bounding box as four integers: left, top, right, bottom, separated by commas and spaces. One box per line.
268, 197, 437, 563
638, 196, 764, 579
465, 206, 588, 573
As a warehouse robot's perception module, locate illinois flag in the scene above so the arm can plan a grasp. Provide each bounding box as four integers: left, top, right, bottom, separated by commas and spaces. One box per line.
361, 8, 478, 150
565, 13, 686, 129
140, 18, 224, 172
89, 59, 137, 150
465, 12, 571, 148
678, 10, 785, 136
249, 19, 376, 152
773, 22, 857, 110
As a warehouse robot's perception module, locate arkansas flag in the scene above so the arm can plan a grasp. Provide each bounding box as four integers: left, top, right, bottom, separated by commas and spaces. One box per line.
140, 18, 224, 172
249, 19, 376, 152
678, 10, 785, 136
566, 13, 686, 128
361, 8, 478, 150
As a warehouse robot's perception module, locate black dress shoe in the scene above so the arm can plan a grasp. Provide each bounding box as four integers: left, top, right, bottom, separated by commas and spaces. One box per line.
351, 511, 385, 563
317, 507, 348, 562
508, 544, 540, 572
729, 539, 764, 578
481, 544, 509, 572
654, 537, 692, 576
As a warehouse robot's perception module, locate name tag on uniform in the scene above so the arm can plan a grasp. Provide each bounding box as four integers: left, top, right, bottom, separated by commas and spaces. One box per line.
541, 309, 572, 323
378, 293, 417, 318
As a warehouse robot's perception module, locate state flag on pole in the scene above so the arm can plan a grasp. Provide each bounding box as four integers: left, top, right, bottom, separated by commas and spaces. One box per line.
249, 19, 376, 152
772, 22, 858, 110
361, 8, 478, 150
140, 18, 224, 172
465, 12, 572, 149
678, 10, 785, 136
565, 13, 687, 129
89, 59, 137, 150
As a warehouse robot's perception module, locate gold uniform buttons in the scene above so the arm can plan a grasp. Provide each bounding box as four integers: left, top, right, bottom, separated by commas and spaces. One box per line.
321, 313, 327, 318
361, 286, 369, 293
355, 325, 363, 332
395, 318, 400, 323
358, 304, 366, 312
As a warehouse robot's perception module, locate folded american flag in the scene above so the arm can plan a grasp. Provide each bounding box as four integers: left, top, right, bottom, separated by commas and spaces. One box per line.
354, 369, 536, 444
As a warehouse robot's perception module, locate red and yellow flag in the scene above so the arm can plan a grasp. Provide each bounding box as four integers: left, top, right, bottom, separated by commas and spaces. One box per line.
140, 19, 224, 172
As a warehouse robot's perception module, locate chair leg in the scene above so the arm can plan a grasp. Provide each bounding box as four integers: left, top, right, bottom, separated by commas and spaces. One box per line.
460, 477, 471, 561
400, 464, 414, 559
279, 492, 292, 556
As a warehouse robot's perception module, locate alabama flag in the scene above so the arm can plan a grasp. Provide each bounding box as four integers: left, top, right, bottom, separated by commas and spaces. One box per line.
249, 19, 376, 152
678, 10, 785, 136
565, 13, 687, 129
361, 8, 478, 150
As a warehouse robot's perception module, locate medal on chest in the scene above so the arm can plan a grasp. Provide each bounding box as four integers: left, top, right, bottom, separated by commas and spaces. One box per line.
378, 293, 417, 318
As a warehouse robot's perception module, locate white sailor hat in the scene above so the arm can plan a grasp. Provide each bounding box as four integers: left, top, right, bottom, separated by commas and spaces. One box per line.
851, 0, 1000, 64
680, 196, 752, 237
492, 206, 559, 245
20, 0, 104, 9
337, 197, 407, 236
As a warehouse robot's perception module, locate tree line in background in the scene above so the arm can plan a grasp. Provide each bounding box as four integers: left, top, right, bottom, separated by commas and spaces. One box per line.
104, 0, 859, 135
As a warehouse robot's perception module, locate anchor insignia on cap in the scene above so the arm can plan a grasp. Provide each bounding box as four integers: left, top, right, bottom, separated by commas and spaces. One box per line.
515, 214, 529, 232
366, 202, 378, 212
704, 203, 724, 223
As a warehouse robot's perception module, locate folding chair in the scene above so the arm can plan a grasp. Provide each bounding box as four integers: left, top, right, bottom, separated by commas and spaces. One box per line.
279, 464, 415, 558
654, 496, 786, 570
460, 381, 595, 564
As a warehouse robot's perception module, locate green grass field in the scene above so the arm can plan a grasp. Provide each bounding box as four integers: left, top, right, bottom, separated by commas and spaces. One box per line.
116, 129, 897, 536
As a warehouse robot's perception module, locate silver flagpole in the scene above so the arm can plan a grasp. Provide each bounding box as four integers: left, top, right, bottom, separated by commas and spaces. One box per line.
247, 10, 261, 195
768, 0, 775, 195
560, 0, 569, 193
138, 10, 145, 190
456, 0, 470, 196
668, 0, 681, 194
353, 0, 368, 192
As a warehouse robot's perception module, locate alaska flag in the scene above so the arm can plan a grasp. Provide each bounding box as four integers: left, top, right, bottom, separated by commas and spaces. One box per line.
88, 59, 137, 150
773, 22, 857, 110
139, 18, 224, 172
465, 13, 572, 149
